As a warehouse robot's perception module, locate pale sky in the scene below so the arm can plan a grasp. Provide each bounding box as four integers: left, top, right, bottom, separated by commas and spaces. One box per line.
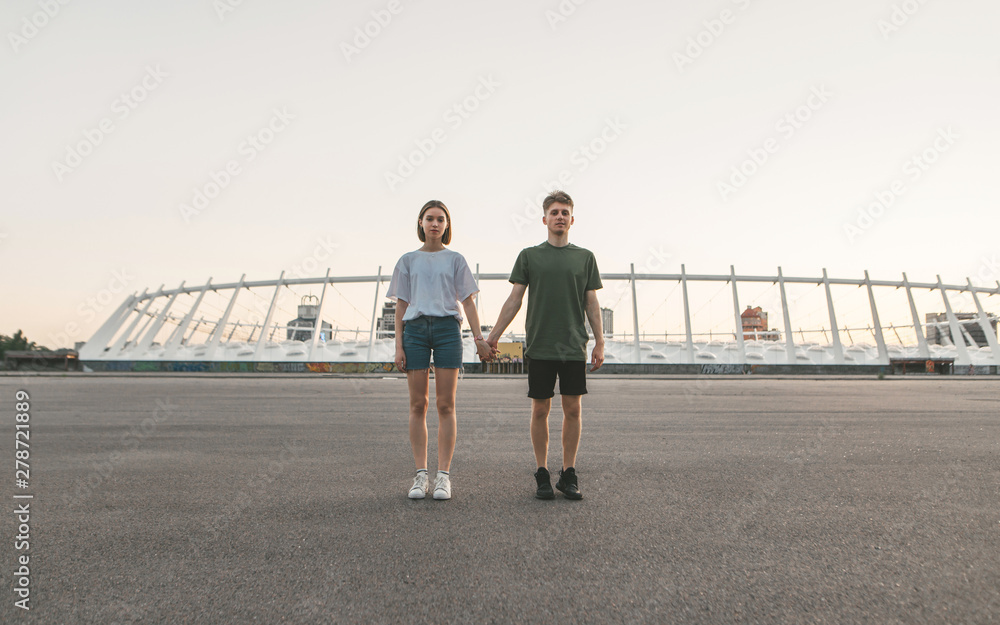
2, 0, 999, 348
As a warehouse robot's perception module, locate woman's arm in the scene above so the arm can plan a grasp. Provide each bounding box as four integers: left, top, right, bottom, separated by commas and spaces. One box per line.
394, 299, 408, 371
461, 294, 493, 361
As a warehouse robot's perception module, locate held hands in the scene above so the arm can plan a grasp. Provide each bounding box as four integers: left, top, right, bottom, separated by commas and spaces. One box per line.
397, 339, 497, 367
475, 337, 499, 362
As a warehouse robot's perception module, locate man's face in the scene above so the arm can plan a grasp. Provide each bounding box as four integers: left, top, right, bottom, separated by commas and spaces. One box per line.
542, 202, 574, 234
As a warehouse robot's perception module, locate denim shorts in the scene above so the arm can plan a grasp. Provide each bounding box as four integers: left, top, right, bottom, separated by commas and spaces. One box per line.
402, 315, 463, 370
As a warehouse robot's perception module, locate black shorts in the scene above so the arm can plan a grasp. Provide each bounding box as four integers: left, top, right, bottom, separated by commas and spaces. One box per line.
525, 356, 588, 399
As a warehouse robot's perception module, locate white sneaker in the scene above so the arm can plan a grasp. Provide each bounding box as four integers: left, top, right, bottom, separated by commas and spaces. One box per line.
433, 472, 451, 500
408, 471, 429, 499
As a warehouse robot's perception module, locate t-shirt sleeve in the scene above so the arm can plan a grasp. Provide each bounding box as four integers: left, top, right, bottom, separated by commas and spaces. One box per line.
509, 249, 529, 285
586, 252, 603, 291
385, 256, 410, 303
453, 254, 479, 302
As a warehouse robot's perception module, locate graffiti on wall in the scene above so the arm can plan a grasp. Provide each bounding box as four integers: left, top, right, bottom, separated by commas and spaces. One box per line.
82, 360, 404, 374
305, 362, 397, 374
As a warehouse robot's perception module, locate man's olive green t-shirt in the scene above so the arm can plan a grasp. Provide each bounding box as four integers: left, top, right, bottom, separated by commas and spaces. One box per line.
508, 242, 603, 362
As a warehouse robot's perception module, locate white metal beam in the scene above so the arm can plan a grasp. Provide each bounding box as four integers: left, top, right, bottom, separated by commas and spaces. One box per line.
937, 276, 971, 365
309, 268, 332, 361
366, 266, 382, 363
822, 269, 844, 364
183, 317, 206, 345
252, 272, 286, 361
164, 278, 213, 358
777, 267, 795, 365
109, 285, 161, 356
730, 265, 745, 363
902, 273, 930, 359
78, 292, 140, 359
205, 274, 246, 360
630, 263, 641, 361
967, 278, 1000, 365
864, 270, 889, 364
135, 282, 185, 354
681, 264, 693, 364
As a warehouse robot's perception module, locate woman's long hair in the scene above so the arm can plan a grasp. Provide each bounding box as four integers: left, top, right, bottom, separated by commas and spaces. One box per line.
417, 200, 452, 245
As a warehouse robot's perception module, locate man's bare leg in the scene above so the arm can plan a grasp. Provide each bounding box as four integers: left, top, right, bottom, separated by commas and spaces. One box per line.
530, 398, 551, 468
561, 394, 582, 470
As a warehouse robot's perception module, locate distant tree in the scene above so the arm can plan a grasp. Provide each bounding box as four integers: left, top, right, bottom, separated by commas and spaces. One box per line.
0, 330, 48, 360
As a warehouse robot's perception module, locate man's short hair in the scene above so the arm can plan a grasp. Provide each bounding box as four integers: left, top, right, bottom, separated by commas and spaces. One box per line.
542, 190, 574, 212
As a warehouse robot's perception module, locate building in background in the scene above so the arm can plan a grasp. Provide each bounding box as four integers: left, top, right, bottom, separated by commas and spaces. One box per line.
483, 340, 525, 374
3, 349, 79, 371
925, 312, 998, 347
742, 306, 779, 341
376, 301, 397, 339
586, 307, 614, 338
77, 270, 1000, 369
286, 295, 333, 341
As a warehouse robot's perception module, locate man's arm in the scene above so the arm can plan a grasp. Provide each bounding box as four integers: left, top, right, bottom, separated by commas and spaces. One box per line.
486, 283, 527, 348
584, 289, 604, 372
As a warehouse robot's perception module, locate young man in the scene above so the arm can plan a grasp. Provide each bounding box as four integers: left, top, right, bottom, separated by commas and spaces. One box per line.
487, 191, 604, 500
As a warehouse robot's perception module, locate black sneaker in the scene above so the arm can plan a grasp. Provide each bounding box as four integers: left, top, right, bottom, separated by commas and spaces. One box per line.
556, 467, 583, 500
534, 467, 555, 500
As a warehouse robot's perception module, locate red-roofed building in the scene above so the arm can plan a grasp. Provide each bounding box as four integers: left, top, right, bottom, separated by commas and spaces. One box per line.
741, 306, 778, 341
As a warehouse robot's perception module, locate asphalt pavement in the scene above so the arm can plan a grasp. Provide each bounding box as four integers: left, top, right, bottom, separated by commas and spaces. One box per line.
0, 374, 998, 624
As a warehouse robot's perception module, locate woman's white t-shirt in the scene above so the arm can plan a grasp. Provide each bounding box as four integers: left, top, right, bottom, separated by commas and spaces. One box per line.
386, 249, 480, 323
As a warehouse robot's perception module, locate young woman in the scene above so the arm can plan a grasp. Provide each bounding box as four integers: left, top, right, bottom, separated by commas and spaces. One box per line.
387, 200, 493, 500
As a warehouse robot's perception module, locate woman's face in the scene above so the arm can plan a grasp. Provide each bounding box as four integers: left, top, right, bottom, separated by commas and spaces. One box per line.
420, 208, 448, 242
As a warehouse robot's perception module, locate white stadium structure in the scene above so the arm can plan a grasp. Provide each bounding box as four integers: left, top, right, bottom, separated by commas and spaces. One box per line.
79, 266, 1000, 373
